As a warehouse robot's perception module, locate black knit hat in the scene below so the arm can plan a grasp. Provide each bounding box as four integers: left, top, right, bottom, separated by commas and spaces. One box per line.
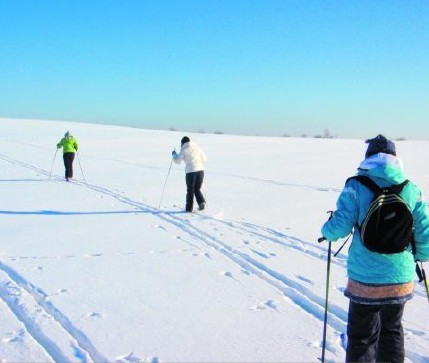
181, 136, 190, 146
365, 134, 396, 158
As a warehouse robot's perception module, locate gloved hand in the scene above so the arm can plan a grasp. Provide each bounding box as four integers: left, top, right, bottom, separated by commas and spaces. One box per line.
416, 262, 424, 282
172, 150, 177, 157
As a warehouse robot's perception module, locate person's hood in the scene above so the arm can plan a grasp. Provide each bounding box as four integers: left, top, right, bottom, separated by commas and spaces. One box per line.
358, 153, 407, 184
181, 141, 194, 149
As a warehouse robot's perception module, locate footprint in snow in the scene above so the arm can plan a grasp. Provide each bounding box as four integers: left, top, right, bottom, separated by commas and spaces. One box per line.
84, 253, 102, 258
1, 329, 25, 343
54, 288, 70, 296
296, 275, 315, 286
251, 300, 279, 312
191, 250, 207, 257
115, 351, 149, 362
83, 312, 104, 320
250, 249, 269, 258
264, 300, 278, 310
222, 271, 234, 278
308, 340, 320, 349
221, 271, 244, 285
24, 265, 44, 272
149, 250, 168, 254
212, 209, 225, 219
153, 224, 167, 231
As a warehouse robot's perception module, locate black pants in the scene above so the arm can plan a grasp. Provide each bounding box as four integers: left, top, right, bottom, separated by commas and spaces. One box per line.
346, 301, 405, 363
63, 152, 75, 179
185, 171, 205, 212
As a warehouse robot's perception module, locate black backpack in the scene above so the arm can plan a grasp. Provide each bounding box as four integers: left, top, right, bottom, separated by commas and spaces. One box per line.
347, 175, 414, 254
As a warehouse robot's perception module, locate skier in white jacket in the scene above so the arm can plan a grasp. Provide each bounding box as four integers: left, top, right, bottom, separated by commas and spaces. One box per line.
172, 136, 207, 212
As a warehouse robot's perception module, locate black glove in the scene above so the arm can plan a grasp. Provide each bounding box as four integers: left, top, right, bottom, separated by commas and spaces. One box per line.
416, 262, 425, 282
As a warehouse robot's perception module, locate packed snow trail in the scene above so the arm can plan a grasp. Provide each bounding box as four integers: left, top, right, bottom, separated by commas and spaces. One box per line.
0, 151, 350, 359
0, 262, 109, 362
1, 146, 428, 362
0, 152, 349, 331
55, 167, 350, 334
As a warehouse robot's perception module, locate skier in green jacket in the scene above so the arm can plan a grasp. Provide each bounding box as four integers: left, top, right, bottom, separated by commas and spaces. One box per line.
57, 131, 79, 181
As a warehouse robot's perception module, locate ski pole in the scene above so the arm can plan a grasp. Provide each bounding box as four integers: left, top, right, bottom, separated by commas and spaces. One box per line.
49, 149, 58, 179
422, 263, 429, 305
416, 261, 429, 305
333, 232, 352, 257
318, 211, 334, 363
158, 158, 173, 209
76, 151, 86, 181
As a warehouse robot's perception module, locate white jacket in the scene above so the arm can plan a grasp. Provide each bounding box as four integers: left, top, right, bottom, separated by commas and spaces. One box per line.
173, 141, 206, 173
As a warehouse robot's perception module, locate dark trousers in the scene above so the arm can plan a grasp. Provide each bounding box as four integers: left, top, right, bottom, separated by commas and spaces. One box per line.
63, 152, 75, 179
346, 301, 405, 363
185, 171, 205, 212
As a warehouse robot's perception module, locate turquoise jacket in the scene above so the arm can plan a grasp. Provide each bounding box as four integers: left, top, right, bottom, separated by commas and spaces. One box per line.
322, 153, 429, 284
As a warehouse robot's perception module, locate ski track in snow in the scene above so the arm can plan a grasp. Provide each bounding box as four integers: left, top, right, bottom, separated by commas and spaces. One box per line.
215, 171, 342, 193
59, 164, 350, 332
0, 153, 348, 345
1, 151, 428, 361
0, 262, 108, 362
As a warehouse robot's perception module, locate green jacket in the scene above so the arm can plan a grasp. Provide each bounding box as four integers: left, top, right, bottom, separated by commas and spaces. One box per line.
57, 136, 78, 153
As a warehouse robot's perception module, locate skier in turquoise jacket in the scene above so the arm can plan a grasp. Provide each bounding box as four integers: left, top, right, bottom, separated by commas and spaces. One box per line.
57, 131, 79, 181
321, 135, 429, 363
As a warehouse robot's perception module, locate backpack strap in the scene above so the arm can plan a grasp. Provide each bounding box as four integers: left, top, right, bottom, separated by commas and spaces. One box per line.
346, 175, 409, 195
346, 175, 382, 194
389, 180, 409, 195
411, 236, 417, 255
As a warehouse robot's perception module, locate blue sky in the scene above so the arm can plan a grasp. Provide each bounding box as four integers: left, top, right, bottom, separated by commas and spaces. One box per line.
0, 0, 428, 138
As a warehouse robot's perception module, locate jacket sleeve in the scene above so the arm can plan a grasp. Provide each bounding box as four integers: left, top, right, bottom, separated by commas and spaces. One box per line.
412, 190, 429, 261
57, 139, 63, 149
74, 139, 78, 151
173, 148, 185, 165
321, 180, 360, 242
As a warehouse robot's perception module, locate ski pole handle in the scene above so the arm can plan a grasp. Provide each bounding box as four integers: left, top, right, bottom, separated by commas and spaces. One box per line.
318, 211, 333, 243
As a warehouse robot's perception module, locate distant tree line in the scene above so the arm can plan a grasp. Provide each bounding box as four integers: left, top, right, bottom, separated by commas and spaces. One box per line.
283, 128, 337, 139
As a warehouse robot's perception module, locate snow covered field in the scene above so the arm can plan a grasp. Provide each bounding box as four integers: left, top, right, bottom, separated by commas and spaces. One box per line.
0, 118, 428, 362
